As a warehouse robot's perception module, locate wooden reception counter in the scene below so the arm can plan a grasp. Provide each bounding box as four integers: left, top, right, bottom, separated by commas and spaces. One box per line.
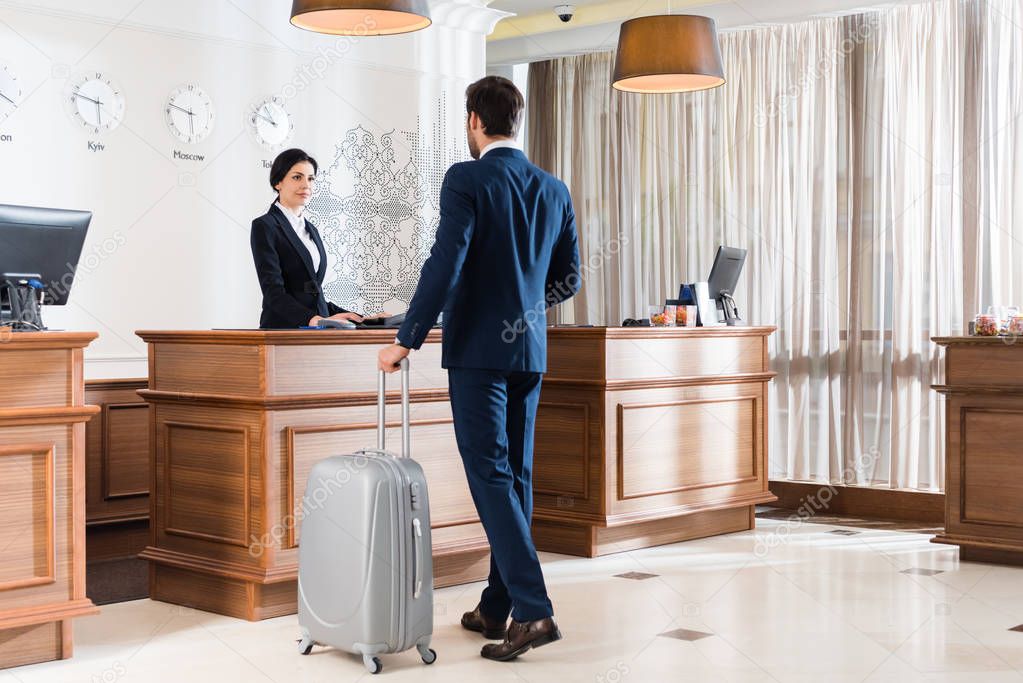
932, 336, 1023, 565
532, 326, 777, 557
0, 331, 99, 669
135, 329, 488, 621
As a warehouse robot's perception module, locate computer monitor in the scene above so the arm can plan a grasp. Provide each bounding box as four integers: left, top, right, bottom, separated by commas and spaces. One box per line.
707, 246, 747, 326
0, 203, 92, 328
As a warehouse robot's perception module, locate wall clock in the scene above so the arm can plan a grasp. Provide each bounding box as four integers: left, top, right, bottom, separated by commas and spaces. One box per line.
0, 64, 20, 125
248, 95, 294, 151
165, 84, 214, 144
65, 72, 125, 134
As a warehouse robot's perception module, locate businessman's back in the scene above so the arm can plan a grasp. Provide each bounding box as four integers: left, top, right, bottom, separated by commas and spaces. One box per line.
433, 147, 578, 371
384, 76, 580, 662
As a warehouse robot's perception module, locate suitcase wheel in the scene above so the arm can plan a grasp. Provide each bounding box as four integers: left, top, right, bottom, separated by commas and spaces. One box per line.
297, 637, 314, 655
421, 647, 437, 665
363, 655, 383, 674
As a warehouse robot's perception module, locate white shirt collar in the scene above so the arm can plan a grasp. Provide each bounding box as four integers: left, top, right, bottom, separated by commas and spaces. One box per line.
480, 139, 521, 159
275, 201, 305, 226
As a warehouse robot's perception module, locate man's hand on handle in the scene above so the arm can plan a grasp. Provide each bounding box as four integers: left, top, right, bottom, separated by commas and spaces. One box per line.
378, 343, 410, 374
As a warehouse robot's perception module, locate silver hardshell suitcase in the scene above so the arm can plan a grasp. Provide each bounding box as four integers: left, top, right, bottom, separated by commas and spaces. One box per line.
297, 358, 436, 675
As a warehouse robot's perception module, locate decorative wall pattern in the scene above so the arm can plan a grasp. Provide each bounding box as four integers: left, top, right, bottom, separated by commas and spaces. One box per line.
310, 94, 468, 316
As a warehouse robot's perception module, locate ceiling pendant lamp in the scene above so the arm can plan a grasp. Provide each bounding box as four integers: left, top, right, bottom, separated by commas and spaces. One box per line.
612, 15, 725, 94
290, 0, 431, 36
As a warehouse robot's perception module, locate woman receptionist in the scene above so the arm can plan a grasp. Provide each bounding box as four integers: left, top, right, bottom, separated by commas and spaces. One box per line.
250, 148, 362, 328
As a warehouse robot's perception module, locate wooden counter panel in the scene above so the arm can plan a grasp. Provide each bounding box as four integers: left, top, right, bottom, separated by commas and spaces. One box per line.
164, 423, 250, 548
533, 385, 605, 518
85, 381, 149, 526
0, 350, 71, 409
534, 402, 590, 499
605, 336, 764, 381
152, 344, 263, 395
271, 343, 447, 396
960, 408, 1023, 533
0, 425, 74, 615
0, 621, 65, 669
102, 405, 149, 500
0, 445, 54, 591
150, 404, 264, 565
285, 416, 472, 546
617, 396, 757, 500
545, 336, 605, 382
604, 382, 767, 519
946, 345, 1023, 387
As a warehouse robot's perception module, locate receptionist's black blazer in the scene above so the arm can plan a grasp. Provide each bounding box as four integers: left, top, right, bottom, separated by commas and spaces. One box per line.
250, 202, 347, 329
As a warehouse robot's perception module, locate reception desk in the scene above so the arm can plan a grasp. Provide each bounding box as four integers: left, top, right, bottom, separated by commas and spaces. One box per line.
932, 336, 1023, 565
531, 326, 777, 556
135, 330, 488, 621
0, 332, 99, 669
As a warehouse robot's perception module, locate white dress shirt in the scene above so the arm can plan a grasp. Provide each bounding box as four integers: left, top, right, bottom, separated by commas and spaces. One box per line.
479, 139, 522, 158
275, 201, 320, 272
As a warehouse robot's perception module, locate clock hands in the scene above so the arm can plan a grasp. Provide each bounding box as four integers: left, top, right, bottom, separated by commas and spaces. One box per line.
0, 91, 14, 106
257, 106, 278, 127
72, 90, 102, 106
168, 102, 195, 117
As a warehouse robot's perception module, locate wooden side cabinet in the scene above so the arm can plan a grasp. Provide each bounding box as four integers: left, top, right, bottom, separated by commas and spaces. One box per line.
932, 336, 1023, 565
0, 332, 100, 669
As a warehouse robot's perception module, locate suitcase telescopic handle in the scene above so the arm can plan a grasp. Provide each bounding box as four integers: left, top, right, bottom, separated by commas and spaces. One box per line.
377, 357, 411, 458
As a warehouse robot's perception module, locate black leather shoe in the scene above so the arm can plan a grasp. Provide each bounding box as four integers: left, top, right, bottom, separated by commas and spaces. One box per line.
480, 617, 562, 661
461, 603, 508, 640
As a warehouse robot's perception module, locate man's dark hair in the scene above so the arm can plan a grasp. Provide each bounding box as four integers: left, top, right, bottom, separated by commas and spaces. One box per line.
465, 76, 524, 139
269, 148, 318, 191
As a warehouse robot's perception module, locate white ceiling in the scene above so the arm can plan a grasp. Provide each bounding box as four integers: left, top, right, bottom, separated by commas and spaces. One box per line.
486, 0, 924, 65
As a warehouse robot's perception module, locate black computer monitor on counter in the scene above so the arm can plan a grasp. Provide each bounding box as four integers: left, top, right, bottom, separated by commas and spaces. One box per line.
0, 203, 92, 330
707, 246, 747, 326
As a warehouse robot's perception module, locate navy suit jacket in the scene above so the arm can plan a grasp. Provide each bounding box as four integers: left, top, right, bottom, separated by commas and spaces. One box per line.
396, 148, 581, 373
250, 203, 347, 329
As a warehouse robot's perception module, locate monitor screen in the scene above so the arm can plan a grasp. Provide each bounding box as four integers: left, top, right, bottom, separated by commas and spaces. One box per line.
0, 204, 92, 306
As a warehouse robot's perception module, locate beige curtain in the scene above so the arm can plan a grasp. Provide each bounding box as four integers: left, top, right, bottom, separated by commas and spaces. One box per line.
527, 0, 1020, 490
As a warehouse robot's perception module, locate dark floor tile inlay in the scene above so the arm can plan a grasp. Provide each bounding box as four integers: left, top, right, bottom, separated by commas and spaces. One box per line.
901, 567, 944, 576
659, 628, 713, 641
614, 571, 658, 580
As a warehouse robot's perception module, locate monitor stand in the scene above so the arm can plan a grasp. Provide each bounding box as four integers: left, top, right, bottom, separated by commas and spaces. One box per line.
717, 293, 745, 327
1, 275, 45, 331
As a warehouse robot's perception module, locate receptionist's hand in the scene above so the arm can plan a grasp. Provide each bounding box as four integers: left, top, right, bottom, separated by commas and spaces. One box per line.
378, 344, 409, 374
329, 312, 365, 324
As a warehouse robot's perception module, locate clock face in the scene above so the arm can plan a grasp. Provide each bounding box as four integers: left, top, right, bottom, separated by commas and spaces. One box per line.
165, 84, 214, 143
65, 72, 125, 134
0, 64, 20, 125
248, 96, 294, 151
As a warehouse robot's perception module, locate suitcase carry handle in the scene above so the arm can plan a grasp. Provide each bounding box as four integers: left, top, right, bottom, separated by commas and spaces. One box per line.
377, 357, 411, 459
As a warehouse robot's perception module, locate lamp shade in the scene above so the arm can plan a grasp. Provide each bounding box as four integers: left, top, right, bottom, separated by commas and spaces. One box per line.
290, 0, 431, 36
612, 15, 725, 93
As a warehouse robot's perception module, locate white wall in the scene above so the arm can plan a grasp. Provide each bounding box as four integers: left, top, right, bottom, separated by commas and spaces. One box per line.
0, 0, 503, 378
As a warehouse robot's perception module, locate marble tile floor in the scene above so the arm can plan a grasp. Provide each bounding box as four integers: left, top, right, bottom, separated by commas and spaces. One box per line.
5, 517, 1023, 683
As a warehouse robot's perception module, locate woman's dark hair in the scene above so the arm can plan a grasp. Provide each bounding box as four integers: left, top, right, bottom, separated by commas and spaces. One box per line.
269, 148, 318, 192
465, 76, 524, 139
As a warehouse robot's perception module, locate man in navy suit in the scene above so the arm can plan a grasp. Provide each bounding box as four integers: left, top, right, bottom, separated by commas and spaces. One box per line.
378, 76, 580, 662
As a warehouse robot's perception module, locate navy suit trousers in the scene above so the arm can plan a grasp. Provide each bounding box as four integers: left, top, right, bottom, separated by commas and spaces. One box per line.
447, 367, 553, 623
